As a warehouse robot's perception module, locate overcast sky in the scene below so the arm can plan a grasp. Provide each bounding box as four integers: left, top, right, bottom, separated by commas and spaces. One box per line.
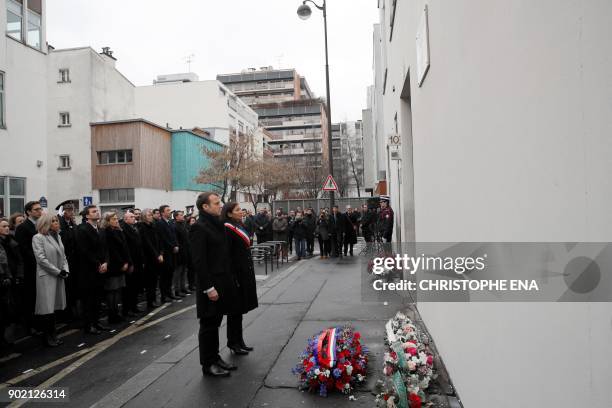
46, 0, 379, 123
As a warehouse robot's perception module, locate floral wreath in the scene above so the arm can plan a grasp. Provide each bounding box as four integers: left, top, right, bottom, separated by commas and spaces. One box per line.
292, 325, 368, 397
375, 312, 437, 408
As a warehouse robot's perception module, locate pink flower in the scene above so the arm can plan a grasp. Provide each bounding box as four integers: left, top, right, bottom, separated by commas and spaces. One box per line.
408, 348, 418, 356
426, 355, 433, 366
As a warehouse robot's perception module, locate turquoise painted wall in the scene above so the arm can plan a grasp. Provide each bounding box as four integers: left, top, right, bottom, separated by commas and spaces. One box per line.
172, 131, 223, 192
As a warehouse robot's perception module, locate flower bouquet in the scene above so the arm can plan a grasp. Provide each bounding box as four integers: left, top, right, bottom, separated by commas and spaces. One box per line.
375, 312, 437, 408
292, 325, 368, 397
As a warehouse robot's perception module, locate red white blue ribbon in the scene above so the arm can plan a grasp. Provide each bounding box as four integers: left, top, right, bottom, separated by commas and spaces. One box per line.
316, 328, 338, 369
224, 222, 251, 248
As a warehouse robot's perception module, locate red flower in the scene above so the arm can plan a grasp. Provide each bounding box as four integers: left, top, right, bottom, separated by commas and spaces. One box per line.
383, 394, 390, 401
426, 355, 433, 366
408, 348, 418, 356
409, 393, 422, 408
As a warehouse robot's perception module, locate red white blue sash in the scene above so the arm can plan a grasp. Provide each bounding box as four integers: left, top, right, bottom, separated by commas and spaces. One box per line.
224, 222, 251, 248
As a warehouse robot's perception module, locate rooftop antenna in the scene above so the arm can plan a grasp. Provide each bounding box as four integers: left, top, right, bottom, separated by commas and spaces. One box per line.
275, 53, 284, 69
184, 53, 195, 72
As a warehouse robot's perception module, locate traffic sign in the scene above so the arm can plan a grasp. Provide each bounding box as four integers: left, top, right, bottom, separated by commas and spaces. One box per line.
322, 175, 338, 191
83, 196, 93, 206
39, 197, 48, 208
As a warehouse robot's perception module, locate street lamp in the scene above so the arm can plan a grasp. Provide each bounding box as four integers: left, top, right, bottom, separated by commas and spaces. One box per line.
297, 0, 335, 208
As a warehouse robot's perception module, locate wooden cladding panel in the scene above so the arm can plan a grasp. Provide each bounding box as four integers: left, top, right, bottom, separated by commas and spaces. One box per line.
91, 122, 171, 190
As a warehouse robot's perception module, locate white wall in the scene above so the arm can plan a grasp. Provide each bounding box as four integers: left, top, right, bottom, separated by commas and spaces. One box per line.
135, 80, 259, 146
374, 0, 612, 407
0, 0, 48, 213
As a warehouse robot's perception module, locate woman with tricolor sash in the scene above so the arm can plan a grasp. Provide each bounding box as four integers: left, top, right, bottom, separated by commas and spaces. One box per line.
221, 202, 259, 355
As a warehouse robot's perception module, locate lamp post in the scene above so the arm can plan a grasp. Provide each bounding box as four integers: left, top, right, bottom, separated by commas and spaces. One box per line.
297, 0, 335, 208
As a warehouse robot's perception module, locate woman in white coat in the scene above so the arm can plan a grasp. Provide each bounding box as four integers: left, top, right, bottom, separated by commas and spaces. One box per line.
32, 212, 69, 347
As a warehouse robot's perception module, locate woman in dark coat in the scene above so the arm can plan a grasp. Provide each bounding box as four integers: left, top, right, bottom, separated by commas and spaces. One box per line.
343, 207, 359, 256
222, 202, 258, 355
100, 212, 131, 323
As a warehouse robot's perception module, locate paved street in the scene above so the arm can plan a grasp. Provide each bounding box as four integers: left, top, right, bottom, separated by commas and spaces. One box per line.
0, 244, 407, 408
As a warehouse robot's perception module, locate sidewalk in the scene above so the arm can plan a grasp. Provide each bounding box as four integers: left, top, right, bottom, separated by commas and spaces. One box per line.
91, 247, 398, 407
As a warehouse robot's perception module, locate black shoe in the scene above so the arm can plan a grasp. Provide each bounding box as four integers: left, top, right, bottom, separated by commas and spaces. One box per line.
239, 341, 254, 352
202, 364, 230, 377
148, 301, 161, 309
44, 334, 59, 347
108, 315, 125, 324
169, 294, 181, 300
94, 322, 110, 331
228, 344, 249, 355
84, 325, 101, 335
123, 310, 137, 318
216, 357, 237, 371
175, 292, 186, 298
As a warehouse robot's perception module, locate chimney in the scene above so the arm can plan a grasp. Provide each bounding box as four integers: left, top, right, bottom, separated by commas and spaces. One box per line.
99, 47, 117, 67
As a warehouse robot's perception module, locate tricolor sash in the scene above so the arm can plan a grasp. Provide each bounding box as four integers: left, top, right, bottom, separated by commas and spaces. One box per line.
315, 328, 337, 369
224, 222, 251, 248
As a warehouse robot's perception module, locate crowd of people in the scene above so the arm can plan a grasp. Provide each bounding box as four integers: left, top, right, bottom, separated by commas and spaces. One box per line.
0, 195, 394, 360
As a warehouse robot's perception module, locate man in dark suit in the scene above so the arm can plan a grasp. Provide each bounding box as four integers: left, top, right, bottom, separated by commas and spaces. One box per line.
75, 205, 109, 334
328, 205, 346, 258
190, 192, 240, 377
121, 211, 144, 316
15, 201, 43, 332
155, 205, 179, 302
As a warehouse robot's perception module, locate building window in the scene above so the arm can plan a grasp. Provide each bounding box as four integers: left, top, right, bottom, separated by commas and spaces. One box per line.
6, 0, 23, 42
99, 188, 135, 203
0, 72, 5, 129
59, 155, 70, 169
97, 149, 133, 165
0, 176, 26, 218
26, 0, 42, 49
59, 112, 71, 127
59, 69, 70, 83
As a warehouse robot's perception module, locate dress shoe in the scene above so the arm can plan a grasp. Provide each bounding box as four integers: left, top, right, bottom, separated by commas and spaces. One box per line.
175, 292, 186, 298
84, 325, 101, 335
239, 341, 254, 352
228, 344, 249, 355
123, 310, 137, 318
202, 364, 230, 377
108, 315, 125, 324
216, 357, 237, 371
44, 334, 59, 347
94, 322, 110, 331
169, 294, 181, 300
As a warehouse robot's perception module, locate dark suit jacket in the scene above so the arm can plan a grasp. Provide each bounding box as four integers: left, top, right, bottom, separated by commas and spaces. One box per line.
121, 221, 144, 268
189, 212, 239, 319
328, 212, 346, 236
15, 218, 37, 277
75, 222, 108, 290
155, 218, 177, 253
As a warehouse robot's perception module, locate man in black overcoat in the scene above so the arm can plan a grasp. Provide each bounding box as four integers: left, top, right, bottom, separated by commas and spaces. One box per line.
328, 205, 346, 258
156, 205, 179, 302
120, 211, 144, 316
74, 205, 109, 334
190, 192, 240, 377
14, 201, 43, 332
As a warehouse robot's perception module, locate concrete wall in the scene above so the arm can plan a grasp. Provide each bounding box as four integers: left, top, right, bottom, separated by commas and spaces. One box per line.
0, 0, 48, 214
374, 0, 612, 407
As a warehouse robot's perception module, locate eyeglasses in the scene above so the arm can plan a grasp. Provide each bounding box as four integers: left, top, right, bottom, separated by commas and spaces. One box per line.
31, 207, 43, 212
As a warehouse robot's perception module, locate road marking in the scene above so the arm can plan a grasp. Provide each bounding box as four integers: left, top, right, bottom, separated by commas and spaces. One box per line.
140, 350, 147, 355
0, 353, 21, 363
0, 303, 172, 392
6, 304, 196, 408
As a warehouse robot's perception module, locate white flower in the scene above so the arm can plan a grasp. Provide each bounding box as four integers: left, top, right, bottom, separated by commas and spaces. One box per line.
357, 374, 365, 381
325, 369, 331, 377
346, 365, 353, 375
314, 368, 320, 375
386, 396, 397, 408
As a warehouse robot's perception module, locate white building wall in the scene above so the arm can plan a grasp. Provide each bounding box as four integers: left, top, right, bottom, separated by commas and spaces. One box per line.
135, 80, 258, 146
0, 0, 48, 216
374, 1, 612, 407
46, 47, 135, 211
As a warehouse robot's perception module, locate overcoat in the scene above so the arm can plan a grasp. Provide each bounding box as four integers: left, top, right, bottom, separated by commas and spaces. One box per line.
224, 222, 258, 314
74, 222, 108, 290
32, 233, 68, 315
189, 212, 240, 318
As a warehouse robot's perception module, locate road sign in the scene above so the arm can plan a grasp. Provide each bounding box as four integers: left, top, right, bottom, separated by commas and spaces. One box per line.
322, 175, 338, 191
39, 197, 47, 208
83, 196, 93, 206
388, 134, 401, 146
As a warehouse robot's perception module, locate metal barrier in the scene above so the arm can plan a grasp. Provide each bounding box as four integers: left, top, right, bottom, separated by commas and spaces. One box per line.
272, 197, 370, 213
